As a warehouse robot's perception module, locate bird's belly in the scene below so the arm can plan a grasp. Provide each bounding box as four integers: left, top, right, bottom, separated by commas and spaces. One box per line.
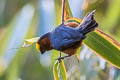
62, 48, 77, 56
62, 41, 82, 56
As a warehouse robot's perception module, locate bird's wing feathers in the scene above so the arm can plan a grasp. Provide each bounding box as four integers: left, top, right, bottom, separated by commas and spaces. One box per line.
50, 24, 85, 50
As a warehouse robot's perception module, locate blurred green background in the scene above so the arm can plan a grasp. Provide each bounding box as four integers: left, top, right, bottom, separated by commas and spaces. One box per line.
0, 0, 120, 80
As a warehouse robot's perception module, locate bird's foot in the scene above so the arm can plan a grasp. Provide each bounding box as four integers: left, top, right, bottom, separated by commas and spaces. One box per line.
55, 55, 70, 62
55, 57, 64, 61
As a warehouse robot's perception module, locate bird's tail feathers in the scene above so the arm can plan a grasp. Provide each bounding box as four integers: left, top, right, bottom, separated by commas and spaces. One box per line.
78, 10, 98, 35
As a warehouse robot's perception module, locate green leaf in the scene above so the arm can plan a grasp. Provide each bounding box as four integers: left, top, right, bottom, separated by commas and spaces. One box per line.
59, 60, 67, 80
66, 17, 120, 69
67, 18, 120, 69
54, 0, 120, 69
101, 0, 120, 31
83, 29, 120, 68
3, 4, 36, 80
53, 61, 59, 80
53, 60, 67, 80
54, 0, 72, 25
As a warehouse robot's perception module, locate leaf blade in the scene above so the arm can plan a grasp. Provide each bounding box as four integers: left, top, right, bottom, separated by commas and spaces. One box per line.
54, 0, 120, 69
53, 61, 59, 80
83, 29, 120, 69
67, 18, 120, 69
62, 1, 120, 68
59, 60, 67, 80
54, 0, 72, 25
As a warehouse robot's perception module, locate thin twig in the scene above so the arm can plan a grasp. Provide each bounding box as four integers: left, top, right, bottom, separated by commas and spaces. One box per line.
57, 0, 65, 62
59, 51, 62, 63
61, 0, 65, 24
60, 51, 62, 57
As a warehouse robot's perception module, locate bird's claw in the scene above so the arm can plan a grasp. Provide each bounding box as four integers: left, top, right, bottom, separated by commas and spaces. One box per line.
55, 55, 70, 62
55, 57, 64, 63
55, 57, 64, 61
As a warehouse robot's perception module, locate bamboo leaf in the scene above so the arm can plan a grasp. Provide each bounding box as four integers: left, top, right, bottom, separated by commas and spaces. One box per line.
55, 0, 120, 69
3, 4, 36, 80
54, 0, 72, 25
84, 29, 120, 69
53, 61, 59, 80
53, 60, 67, 80
64, 0, 72, 20
59, 60, 67, 80
67, 17, 120, 69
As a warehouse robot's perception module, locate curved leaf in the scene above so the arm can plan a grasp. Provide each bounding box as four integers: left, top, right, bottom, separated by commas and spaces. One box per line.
67, 17, 120, 69
59, 60, 67, 80
53, 60, 67, 80
55, 0, 120, 69
84, 29, 120, 69
66, 17, 120, 68
54, 0, 72, 25
53, 61, 59, 80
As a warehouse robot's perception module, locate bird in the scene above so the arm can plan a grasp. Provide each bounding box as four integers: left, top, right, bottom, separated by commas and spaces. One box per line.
36, 10, 98, 60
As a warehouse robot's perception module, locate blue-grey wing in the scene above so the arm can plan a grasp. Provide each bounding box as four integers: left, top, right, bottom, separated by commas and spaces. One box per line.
50, 24, 85, 50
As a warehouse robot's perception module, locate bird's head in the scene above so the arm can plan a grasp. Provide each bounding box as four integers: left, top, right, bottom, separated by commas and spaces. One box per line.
36, 33, 52, 54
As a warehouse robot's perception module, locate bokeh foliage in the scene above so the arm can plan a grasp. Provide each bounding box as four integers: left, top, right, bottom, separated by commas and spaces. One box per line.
0, 0, 120, 80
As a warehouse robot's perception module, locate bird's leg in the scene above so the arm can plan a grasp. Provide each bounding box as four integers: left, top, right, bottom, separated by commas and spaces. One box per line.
56, 51, 62, 62
60, 51, 62, 57
55, 55, 70, 61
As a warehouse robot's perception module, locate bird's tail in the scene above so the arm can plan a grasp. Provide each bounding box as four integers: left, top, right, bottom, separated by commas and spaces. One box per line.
78, 10, 98, 35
